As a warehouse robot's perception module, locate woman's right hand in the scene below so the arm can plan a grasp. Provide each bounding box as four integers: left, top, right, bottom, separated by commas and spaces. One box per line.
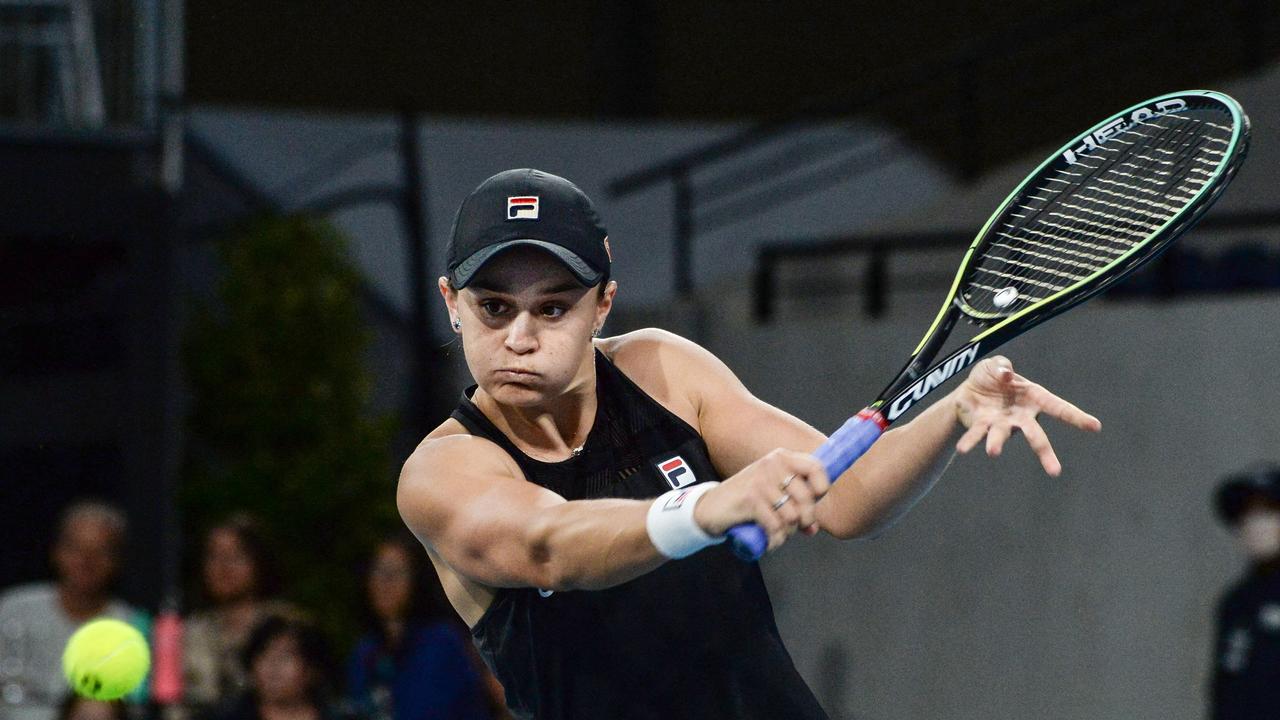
693, 449, 830, 552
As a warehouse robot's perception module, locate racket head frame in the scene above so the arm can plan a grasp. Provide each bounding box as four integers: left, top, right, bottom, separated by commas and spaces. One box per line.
871, 90, 1249, 420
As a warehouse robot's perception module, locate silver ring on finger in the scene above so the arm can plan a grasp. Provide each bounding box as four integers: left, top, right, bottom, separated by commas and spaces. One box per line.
772, 493, 791, 511
780, 474, 794, 491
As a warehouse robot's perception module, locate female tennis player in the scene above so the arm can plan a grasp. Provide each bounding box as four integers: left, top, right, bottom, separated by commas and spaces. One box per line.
397, 169, 1101, 720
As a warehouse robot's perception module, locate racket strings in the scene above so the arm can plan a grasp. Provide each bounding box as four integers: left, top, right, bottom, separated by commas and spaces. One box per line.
962, 102, 1234, 315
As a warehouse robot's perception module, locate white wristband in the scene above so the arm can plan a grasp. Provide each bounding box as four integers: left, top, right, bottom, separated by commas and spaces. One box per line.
646, 482, 724, 559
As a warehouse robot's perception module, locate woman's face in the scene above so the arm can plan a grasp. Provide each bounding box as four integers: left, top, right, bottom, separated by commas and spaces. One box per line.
203, 528, 257, 603
441, 247, 615, 408
368, 543, 412, 622
251, 634, 310, 705
64, 700, 120, 720
1239, 500, 1280, 562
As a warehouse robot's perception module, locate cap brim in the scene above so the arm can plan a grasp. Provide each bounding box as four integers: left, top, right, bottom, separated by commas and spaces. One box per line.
451, 239, 604, 288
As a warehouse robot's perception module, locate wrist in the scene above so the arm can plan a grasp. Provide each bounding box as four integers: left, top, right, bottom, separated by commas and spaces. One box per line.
646, 482, 724, 559
949, 386, 974, 429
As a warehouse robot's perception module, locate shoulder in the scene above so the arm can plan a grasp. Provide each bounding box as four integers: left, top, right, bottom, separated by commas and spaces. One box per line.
184, 609, 217, 631
1218, 575, 1257, 614
397, 423, 526, 543
104, 598, 143, 624
402, 426, 522, 491
257, 599, 306, 621
0, 582, 56, 614
599, 328, 752, 417
598, 327, 714, 370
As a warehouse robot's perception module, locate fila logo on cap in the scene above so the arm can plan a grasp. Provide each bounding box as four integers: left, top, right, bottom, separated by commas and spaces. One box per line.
657, 456, 696, 489
507, 196, 539, 220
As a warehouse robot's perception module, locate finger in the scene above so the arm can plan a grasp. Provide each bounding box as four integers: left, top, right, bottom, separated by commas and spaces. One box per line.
774, 497, 801, 528
986, 422, 1012, 457
1034, 388, 1102, 432
801, 523, 819, 536
1018, 418, 1062, 476
768, 528, 789, 551
755, 498, 785, 538
787, 480, 820, 533
757, 500, 791, 551
782, 472, 816, 509
981, 355, 1016, 385
956, 420, 988, 454
779, 451, 831, 496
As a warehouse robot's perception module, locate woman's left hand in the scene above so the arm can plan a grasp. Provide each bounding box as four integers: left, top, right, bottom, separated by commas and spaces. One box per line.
953, 356, 1102, 476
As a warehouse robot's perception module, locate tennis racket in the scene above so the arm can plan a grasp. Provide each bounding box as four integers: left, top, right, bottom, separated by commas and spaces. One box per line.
729, 89, 1251, 561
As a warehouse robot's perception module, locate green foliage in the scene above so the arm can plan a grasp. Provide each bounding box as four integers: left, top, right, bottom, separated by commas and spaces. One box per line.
181, 214, 400, 648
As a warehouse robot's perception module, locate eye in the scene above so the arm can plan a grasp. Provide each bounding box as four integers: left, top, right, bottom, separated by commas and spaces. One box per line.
541, 305, 567, 318
479, 300, 507, 316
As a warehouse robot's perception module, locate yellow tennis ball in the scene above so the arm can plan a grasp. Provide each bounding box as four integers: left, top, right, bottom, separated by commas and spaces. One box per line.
62, 619, 150, 700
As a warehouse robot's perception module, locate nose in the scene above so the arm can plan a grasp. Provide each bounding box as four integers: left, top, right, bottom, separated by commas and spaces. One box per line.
504, 312, 539, 354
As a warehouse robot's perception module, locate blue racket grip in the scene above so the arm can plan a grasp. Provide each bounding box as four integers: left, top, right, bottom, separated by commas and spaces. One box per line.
727, 409, 888, 561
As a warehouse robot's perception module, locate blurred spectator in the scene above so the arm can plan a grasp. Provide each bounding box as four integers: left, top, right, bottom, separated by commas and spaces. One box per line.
54, 695, 128, 720
0, 501, 145, 720
345, 534, 491, 720
212, 616, 342, 720
184, 515, 300, 715
1210, 463, 1280, 720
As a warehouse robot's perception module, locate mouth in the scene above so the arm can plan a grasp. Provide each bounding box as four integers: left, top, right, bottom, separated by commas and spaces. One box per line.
495, 368, 540, 380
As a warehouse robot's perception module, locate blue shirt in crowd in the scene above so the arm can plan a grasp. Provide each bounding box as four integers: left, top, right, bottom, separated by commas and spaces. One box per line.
346, 621, 489, 720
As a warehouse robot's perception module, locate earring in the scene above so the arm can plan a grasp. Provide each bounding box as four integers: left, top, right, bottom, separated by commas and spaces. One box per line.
452, 319, 461, 331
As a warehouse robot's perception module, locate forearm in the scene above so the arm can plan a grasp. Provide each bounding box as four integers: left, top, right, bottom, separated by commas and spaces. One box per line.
816, 389, 964, 539
522, 498, 667, 591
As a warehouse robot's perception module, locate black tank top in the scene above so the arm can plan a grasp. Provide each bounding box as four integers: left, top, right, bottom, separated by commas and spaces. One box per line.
451, 350, 829, 720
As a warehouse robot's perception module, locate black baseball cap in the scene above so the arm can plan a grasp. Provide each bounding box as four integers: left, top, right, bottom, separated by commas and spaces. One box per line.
1215, 462, 1280, 526
446, 168, 611, 289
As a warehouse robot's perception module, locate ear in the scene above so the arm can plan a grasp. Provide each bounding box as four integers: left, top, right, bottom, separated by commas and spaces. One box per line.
594, 280, 617, 333
438, 277, 460, 327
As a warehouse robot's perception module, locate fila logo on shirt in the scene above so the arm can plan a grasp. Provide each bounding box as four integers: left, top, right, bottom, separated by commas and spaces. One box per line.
657, 456, 696, 489
507, 196, 539, 220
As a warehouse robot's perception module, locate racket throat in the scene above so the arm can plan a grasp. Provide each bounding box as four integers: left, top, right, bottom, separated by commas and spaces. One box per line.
886, 342, 982, 422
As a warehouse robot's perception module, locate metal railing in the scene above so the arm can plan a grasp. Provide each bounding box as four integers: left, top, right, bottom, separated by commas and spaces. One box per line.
751, 211, 1280, 322
0, 0, 172, 130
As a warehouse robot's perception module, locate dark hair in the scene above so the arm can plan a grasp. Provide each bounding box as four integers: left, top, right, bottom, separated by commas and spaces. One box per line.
202, 512, 283, 603
1216, 463, 1280, 526
56, 500, 128, 548
241, 615, 335, 703
361, 531, 460, 644
55, 694, 129, 720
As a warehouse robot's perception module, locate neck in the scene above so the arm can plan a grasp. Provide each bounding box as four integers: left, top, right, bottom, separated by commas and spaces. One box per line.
383, 618, 406, 644
1253, 556, 1280, 575
259, 698, 316, 718
58, 585, 108, 622
218, 598, 263, 634
474, 350, 598, 461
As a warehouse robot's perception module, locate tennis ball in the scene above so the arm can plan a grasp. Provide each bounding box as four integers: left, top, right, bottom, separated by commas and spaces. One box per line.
62, 619, 150, 700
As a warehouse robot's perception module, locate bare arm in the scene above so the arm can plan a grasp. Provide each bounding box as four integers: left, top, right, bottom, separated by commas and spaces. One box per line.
397, 430, 830, 593
397, 435, 663, 592
638, 330, 1099, 540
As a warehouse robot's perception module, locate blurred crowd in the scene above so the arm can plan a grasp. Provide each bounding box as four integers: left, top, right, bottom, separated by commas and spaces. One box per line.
0, 501, 509, 720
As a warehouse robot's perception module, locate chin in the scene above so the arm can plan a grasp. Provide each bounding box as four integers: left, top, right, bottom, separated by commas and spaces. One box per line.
487, 380, 555, 407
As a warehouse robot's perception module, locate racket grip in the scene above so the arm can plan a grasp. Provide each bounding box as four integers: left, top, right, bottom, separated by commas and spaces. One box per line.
727, 408, 887, 561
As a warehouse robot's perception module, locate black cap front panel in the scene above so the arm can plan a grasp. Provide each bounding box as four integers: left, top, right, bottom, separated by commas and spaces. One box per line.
447, 169, 610, 288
